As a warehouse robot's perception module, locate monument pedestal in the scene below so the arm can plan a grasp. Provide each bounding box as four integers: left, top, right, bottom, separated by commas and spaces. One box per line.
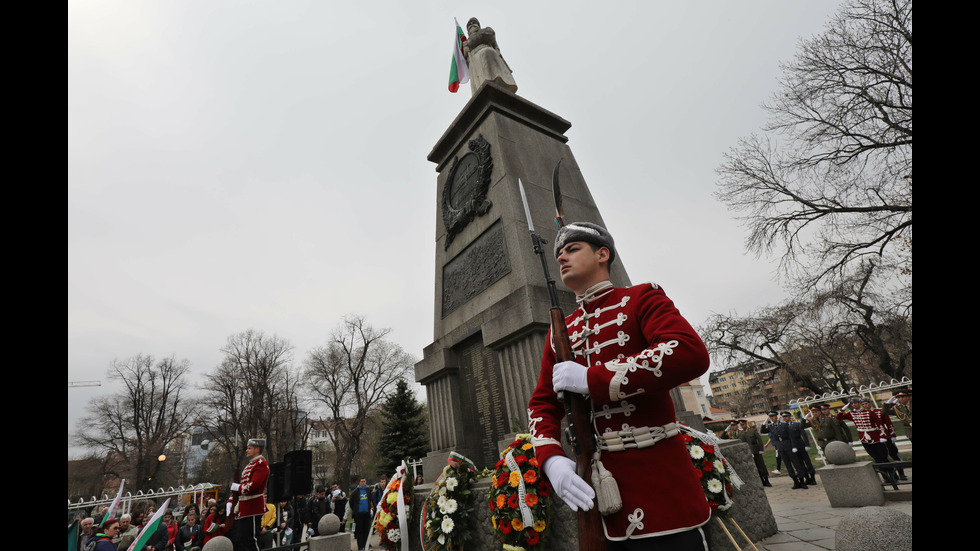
416, 82, 631, 470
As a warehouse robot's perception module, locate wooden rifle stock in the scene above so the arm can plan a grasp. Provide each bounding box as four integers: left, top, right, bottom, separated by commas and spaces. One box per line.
550, 308, 607, 550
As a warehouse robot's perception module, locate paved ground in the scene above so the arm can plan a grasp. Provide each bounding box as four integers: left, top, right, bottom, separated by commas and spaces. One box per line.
754, 469, 912, 550
325, 469, 912, 550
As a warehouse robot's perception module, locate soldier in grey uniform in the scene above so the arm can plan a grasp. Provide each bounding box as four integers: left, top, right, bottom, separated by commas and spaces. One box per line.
809, 404, 851, 451
883, 390, 912, 442
737, 419, 771, 487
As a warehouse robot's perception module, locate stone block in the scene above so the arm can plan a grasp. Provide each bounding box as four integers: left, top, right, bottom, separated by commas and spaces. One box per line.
308, 531, 352, 551
706, 440, 778, 551
819, 462, 885, 507
835, 506, 912, 551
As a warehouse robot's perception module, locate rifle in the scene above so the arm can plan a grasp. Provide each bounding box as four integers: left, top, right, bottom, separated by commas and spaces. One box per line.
518, 165, 606, 550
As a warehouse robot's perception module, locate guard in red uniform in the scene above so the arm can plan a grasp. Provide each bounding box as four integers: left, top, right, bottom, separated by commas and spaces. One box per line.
527, 222, 711, 549
230, 437, 270, 551
836, 398, 895, 483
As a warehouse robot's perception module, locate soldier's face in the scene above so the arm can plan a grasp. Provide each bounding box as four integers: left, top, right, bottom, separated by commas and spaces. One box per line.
246, 445, 260, 459
557, 241, 609, 293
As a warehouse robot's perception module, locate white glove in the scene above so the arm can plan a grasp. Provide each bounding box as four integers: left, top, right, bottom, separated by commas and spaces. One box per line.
891, 437, 897, 443
542, 455, 595, 512
758, 451, 763, 455
553, 361, 589, 395
805, 447, 810, 451
886, 396, 898, 404
792, 448, 798, 453
231, 483, 241, 492
226, 502, 232, 516
879, 438, 888, 443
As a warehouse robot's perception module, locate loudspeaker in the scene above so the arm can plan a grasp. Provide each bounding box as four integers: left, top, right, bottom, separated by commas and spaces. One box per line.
267, 462, 286, 503
284, 450, 313, 496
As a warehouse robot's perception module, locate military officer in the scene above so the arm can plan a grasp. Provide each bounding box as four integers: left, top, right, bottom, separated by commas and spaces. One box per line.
836, 397, 895, 483
884, 390, 912, 442
527, 222, 712, 549
737, 419, 771, 487
809, 404, 850, 451
770, 412, 811, 489
230, 437, 270, 551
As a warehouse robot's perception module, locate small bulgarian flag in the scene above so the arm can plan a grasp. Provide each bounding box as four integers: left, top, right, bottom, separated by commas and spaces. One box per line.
101, 479, 125, 525
127, 498, 171, 551
448, 18, 469, 92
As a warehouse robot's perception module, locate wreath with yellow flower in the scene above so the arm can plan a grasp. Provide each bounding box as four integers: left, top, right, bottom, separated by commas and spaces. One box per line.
487, 434, 552, 550
373, 462, 413, 549
422, 452, 481, 551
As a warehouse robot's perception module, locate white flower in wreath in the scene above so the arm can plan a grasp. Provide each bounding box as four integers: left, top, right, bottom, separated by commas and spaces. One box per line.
441, 516, 455, 534
713, 460, 725, 473
387, 529, 401, 542
446, 477, 458, 491
707, 478, 724, 494
438, 534, 446, 545
439, 498, 457, 515
439, 485, 447, 497
690, 445, 705, 459
437, 495, 447, 508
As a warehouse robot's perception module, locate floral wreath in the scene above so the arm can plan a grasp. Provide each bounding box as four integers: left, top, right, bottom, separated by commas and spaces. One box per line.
678, 424, 742, 512
373, 461, 413, 550
422, 452, 481, 551
487, 434, 552, 550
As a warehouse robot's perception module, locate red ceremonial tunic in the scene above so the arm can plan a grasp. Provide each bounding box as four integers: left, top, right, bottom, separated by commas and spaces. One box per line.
527, 282, 711, 540
237, 455, 270, 518
836, 409, 887, 443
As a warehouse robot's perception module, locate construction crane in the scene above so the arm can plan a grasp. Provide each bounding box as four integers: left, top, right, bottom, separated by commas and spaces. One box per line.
68, 381, 101, 387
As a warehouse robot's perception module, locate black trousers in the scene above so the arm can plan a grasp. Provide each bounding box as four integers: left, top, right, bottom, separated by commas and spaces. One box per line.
795, 449, 815, 477
606, 526, 708, 551
777, 445, 806, 481
354, 511, 372, 550
232, 515, 262, 551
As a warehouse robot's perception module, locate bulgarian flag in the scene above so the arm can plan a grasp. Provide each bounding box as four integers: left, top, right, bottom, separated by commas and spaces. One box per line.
127, 498, 171, 551
101, 479, 125, 525
448, 18, 469, 92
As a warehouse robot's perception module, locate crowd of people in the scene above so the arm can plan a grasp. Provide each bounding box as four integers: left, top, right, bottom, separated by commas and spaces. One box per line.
71, 472, 405, 551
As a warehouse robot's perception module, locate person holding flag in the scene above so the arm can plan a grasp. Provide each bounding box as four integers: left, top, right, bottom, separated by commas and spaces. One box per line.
125, 498, 172, 551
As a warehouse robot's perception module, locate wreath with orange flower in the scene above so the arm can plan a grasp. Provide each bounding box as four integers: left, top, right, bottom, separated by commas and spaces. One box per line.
487, 434, 552, 550
373, 462, 413, 549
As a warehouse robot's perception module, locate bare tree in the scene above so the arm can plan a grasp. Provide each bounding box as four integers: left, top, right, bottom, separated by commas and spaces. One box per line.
304, 315, 415, 487
199, 329, 308, 481
814, 262, 912, 381
716, 0, 912, 289
74, 354, 193, 492
702, 261, 911, 400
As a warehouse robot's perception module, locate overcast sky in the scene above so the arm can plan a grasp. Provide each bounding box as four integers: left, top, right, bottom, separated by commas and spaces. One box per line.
68, 0, 847, 458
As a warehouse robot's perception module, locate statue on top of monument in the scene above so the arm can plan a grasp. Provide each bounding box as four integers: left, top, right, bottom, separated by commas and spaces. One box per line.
463, 17, 518, 95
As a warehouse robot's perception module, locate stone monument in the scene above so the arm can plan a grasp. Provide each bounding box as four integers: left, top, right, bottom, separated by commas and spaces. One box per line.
416, 77, 631, 476
416, 18, 701, 477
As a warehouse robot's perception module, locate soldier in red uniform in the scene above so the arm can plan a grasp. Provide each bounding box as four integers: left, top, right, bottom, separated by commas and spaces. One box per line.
836, 398, 894, 483
230, 437, 270, 551
527, 222, 711, 550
